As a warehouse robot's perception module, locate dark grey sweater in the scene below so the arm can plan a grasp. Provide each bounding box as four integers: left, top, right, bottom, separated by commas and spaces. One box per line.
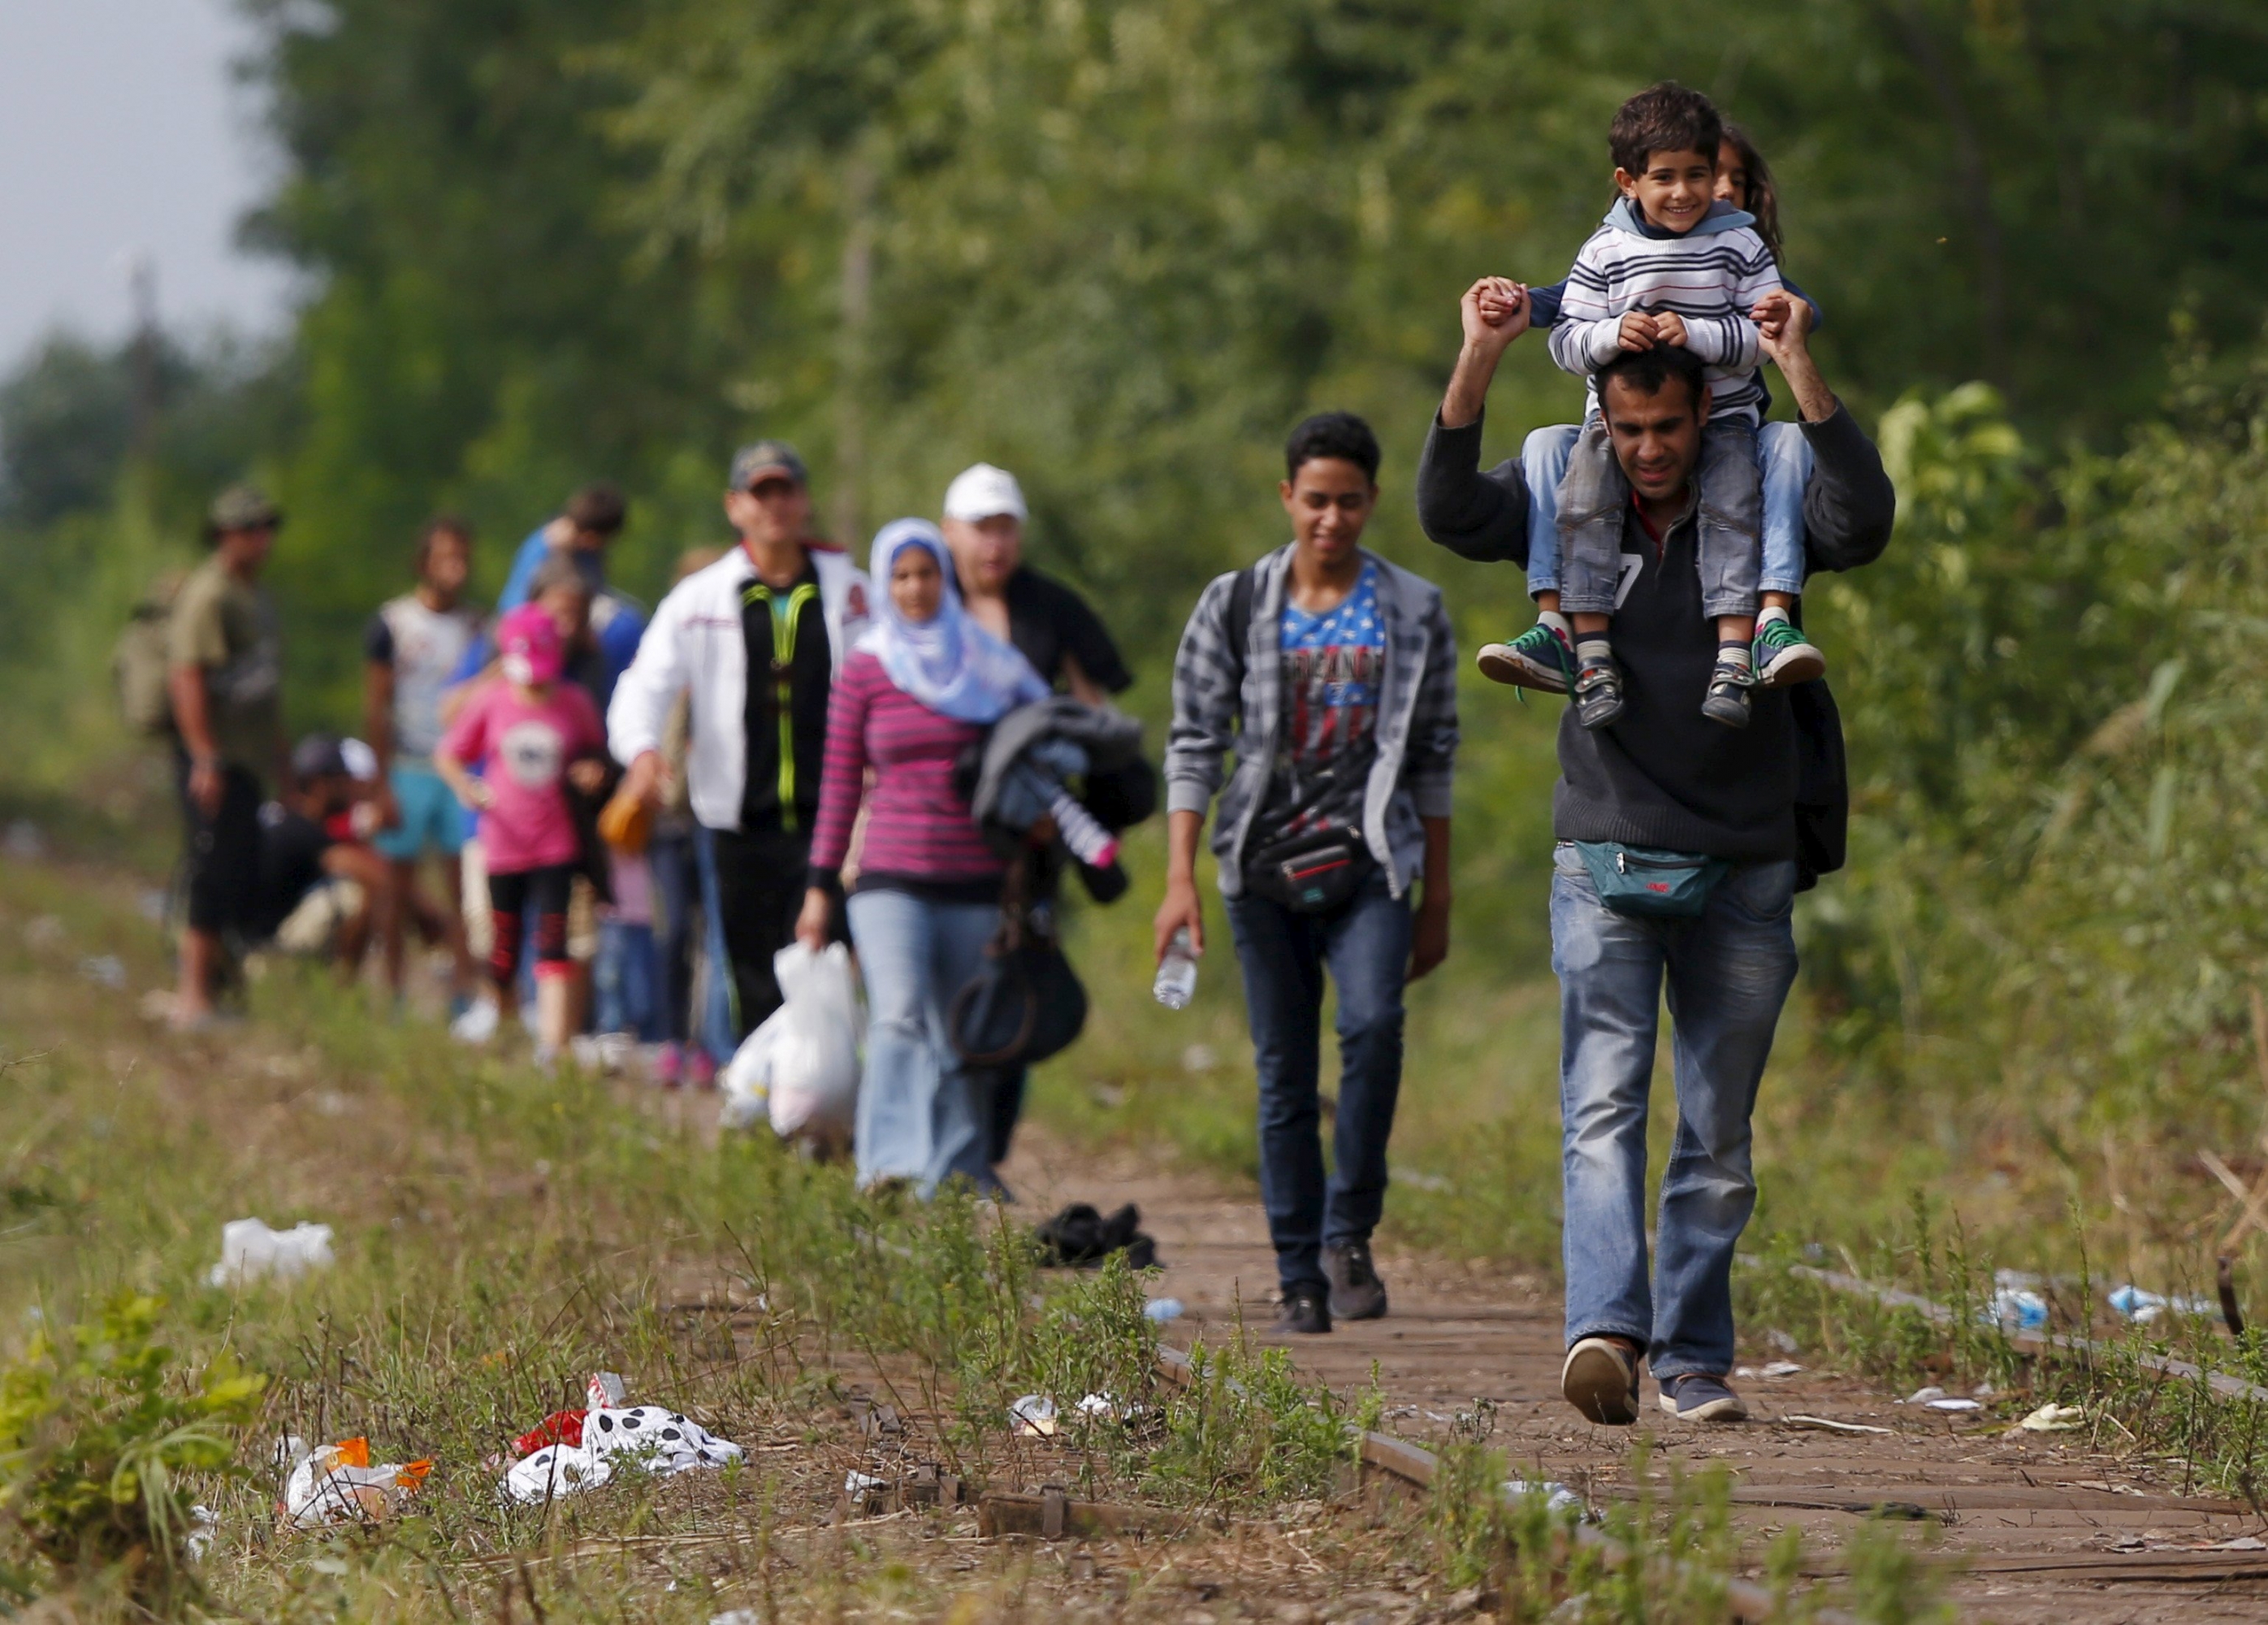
1416, 404, 1894, 863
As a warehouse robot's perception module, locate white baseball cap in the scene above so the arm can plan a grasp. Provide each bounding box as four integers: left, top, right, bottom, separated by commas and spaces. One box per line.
941, 462, 1028, 524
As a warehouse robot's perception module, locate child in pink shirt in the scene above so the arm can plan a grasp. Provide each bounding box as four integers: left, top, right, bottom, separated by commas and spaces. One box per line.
437, 604, 608, 1064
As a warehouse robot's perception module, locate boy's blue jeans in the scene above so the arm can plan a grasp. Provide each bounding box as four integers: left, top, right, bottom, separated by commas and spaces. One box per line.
846, 888, 997, 1197
1224, 873, 1412, 1295
1549, 843, 1798, 1380
594, 918, 663, 1040
1524, 418, 1813, 608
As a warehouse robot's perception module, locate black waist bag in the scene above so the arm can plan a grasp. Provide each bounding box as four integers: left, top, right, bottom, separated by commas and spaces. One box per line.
1243, 824, 1373, 914
948, 900, 1089, 1068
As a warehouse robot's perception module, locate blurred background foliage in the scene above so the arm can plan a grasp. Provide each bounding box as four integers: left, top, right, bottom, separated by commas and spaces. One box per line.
5, 0, 2268, 1271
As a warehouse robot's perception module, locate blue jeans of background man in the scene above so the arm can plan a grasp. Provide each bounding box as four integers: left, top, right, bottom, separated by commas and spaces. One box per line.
593, 918, 662, 1040
689, 824, 752, 1065
846, 888, 998, 1196
1224, 873, 1413, 1295
1549, 844, 1799, 1380
1521, 419, 1815, 602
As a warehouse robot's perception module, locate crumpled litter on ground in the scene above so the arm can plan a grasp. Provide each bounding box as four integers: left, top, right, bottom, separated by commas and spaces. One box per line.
1983, 1271, 2049, 1330
78, 955, 127, 990
1901, 1386, 1982, 1412
2108, 1284, 2212, 1324
1502, 1478, 1584, 1515
279, 1436, 433, 1528
210, 1218, 335, 1286
184, 1503, 217, 1562
1008, 1394, 1058, 1437
504, 1406, 744, 1503
2018, 1402, 2086, 1432
1142, 1298, 1185, 1324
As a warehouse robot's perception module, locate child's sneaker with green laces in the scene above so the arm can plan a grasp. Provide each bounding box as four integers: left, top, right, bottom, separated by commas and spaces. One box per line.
1477, 611, 1576, 693
1751, 611, 1825, 688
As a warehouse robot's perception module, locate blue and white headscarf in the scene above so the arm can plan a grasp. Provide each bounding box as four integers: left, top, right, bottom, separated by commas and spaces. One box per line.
859, 518, 1048, 724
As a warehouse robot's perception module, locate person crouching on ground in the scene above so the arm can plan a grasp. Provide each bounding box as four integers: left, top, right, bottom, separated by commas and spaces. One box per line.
1155, 412, 1460, 1336
794, 519, 1048, 1197
436, 604, 611, 1069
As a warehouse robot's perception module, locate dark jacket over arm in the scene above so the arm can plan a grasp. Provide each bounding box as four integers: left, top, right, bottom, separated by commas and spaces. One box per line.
1415, 412, 1532, 568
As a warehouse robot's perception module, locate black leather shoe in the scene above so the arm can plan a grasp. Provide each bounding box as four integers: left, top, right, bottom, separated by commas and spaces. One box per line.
1271, 1285, 1332, 1336
1323, 1241, 1388, 1321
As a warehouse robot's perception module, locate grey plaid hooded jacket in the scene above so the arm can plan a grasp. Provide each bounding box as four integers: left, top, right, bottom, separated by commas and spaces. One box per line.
1164, 544, 1458, 899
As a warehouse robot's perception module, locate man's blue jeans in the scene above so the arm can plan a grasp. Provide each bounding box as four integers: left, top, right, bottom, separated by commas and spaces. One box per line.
1226, 873, 1413, 1294
1550, 844, 1798, 1379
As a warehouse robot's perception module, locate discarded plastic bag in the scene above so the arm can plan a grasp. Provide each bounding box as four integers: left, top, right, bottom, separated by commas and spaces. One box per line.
1008, 1394, 1058, 1437
210, 1219, 334, 1286
279, 1436, 432, 1528
2108, 1284, 2211, 1324
720, 942, 859, 1143
2018, 1402, 2085, 1432
504, 1406, 744, 1504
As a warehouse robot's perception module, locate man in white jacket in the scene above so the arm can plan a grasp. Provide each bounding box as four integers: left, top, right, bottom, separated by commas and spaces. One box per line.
609, 441, 872, 1045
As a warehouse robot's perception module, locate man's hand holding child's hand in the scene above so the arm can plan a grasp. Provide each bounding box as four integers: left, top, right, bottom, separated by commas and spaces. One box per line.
1751, 288, 1813, 358
1461, 277, 1530, 353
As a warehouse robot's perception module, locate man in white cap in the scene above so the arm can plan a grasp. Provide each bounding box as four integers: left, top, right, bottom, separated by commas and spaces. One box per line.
941, 462, 1132, 708
939, 462, 1140, 1169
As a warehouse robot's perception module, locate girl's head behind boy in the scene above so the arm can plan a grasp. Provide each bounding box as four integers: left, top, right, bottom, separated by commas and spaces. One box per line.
497, 603, 565, 694
1610, 81, 1723, 238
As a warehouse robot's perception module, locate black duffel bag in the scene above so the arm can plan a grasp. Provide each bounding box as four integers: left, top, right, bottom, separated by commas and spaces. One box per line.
948, 880, 1088, 1068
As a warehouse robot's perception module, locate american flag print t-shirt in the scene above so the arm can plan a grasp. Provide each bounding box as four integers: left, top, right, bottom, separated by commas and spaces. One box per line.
1260, 561, 1385, 841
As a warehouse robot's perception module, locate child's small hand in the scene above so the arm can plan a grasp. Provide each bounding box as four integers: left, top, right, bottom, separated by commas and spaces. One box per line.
1651, 311, 1689, 349
1617, 311, 1659, 352
460, 781, 494, 812
567, 759, 608, 794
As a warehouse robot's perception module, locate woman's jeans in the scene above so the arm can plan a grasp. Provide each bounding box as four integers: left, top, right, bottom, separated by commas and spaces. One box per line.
1522, 418, 1814, 606
1549, 844, 1798, 1380
1223, 873, 1413, 1294
846, 888, 998, 1196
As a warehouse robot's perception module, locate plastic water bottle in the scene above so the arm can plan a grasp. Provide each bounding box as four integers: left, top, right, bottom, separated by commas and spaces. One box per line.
1153, 928, 1198, 1009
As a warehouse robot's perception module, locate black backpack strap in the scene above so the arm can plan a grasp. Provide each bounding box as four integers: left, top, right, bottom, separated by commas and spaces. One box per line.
1223, 566, 1256, 683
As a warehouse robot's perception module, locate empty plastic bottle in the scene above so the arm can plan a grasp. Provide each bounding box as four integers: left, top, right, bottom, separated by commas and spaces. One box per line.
1153, 928, 1198, 1009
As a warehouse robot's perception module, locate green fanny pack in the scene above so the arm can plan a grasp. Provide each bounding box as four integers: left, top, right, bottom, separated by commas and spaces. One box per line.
1573, 841, 1730, 918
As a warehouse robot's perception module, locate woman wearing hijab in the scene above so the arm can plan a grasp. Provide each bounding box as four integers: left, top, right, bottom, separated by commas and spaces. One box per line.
796, 519, 1049, 1194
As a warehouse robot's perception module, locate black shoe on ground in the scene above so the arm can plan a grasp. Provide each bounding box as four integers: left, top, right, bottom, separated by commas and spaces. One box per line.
1700, 656, 1752, 729
1323, 1240, 1388, 1322
1271, 1285, 1332, 1336
1571, 652, 1625, 730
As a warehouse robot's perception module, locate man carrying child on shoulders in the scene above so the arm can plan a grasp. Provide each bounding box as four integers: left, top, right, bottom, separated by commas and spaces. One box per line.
1416, 86, 1894, 1424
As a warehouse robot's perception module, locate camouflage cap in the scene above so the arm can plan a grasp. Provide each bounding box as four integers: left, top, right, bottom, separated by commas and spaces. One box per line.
728, 440, 809, 492
207, 483, 283, 534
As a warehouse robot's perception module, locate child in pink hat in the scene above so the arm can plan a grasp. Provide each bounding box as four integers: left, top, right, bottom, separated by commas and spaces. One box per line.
437, 603, 608, 1065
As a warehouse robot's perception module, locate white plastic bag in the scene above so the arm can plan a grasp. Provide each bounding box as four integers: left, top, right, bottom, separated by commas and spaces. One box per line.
721, 942, 860, 1142
209, 1219, 335, 1287
502, 1406, 745, 1504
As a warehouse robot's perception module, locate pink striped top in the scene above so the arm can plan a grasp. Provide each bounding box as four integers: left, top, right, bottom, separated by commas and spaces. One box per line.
807, 651, 1003, 890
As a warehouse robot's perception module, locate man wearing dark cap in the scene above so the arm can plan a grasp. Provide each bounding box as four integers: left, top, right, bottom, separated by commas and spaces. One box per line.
608, 440, 873, 1059
168, 483, 290, 1029
491, 482, 647, 710
249, 732, 396, 974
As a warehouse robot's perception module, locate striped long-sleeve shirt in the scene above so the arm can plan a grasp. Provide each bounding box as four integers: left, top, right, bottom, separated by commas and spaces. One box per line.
1544, 199, 1782, 424
807, 651, 1003, 895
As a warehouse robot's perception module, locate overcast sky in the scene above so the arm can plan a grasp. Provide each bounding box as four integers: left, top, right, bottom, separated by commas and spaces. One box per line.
0, 0, 292, 368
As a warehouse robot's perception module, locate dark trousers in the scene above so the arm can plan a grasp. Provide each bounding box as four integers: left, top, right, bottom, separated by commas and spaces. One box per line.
703, 823, 812, 1041
1224, 873, 1412, 1294
648, 830, 699, 1046
487, 864, 573, 992
175, 751, 263, 935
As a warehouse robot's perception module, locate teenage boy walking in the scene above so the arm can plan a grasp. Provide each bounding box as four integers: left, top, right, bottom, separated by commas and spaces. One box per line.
1417, 278, 1892, 1422
1158, 413, 1458, 1336
167, 484, 290, 1030
365, 516, 485, 1011
609, 441, 872, 1045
